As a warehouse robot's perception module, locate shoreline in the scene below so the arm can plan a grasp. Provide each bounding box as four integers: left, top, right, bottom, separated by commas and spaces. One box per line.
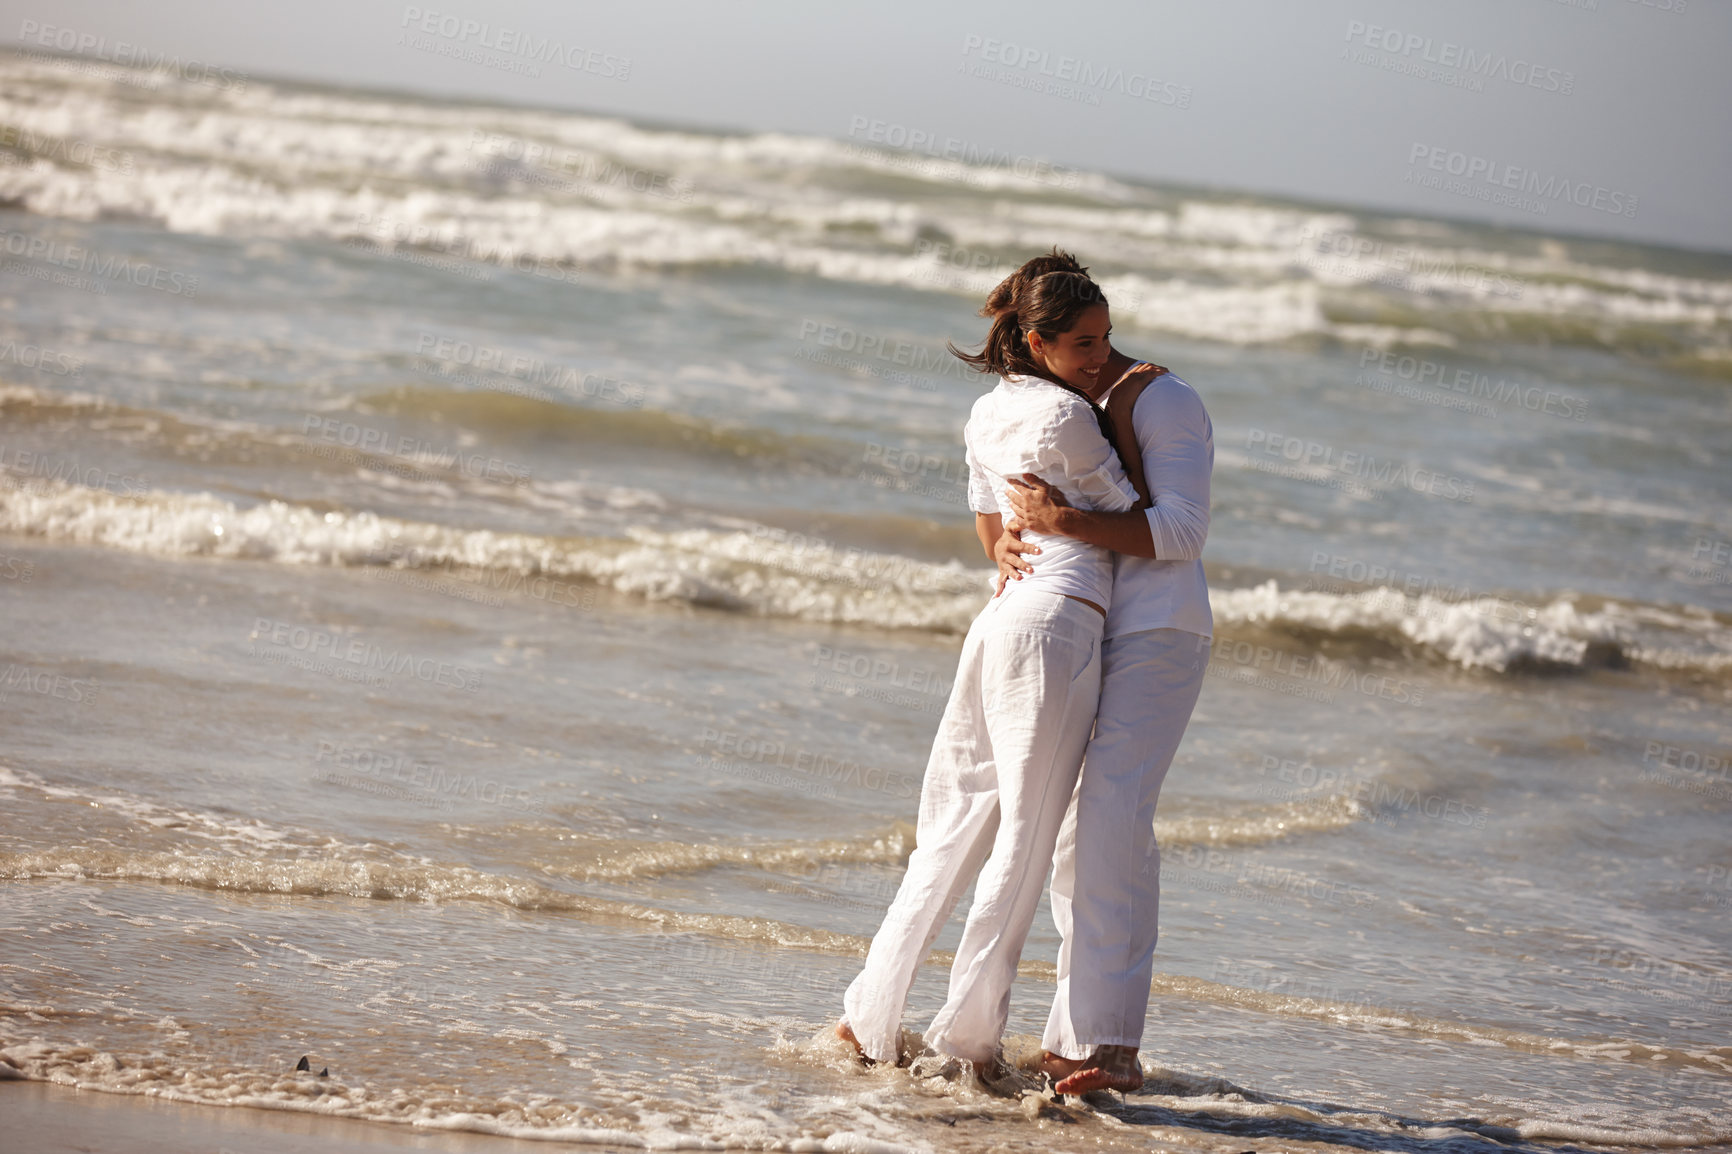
1, 1079, 635, 1154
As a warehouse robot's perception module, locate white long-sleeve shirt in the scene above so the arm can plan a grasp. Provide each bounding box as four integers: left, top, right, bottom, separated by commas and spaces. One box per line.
965, 374, 1138, 610
1104, 371, 1213, 640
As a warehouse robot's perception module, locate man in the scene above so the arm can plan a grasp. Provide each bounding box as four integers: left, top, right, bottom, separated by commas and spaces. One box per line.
998, 347, 1213, 1095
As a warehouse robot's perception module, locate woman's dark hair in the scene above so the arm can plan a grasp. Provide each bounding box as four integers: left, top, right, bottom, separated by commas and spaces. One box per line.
948, 247, 1114, 441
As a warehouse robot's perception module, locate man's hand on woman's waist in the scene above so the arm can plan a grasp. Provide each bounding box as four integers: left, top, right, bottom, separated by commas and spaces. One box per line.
1006, 473, 1159, 560
1004, 473, 1073, 536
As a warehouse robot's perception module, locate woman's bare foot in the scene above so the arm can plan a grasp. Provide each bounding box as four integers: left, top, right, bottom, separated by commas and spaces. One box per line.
1053, 1045, 1143, 1095
835, 1021, 875, 1065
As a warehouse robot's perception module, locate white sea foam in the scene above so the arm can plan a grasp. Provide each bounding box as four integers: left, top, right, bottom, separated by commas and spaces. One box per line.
0, 1038, 931, 1153
1130, 1067, 1732, 1151
0, 763, 303, 851
1108, 276, 1328, 344
4, 55, 1728, 353
4, 476, 1729, 670
4, 1033, 1726, 1154
1212, 579, 1732, 675
0, 477, 991, 632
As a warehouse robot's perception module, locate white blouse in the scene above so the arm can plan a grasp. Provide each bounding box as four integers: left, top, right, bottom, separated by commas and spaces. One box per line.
964, 373, 1138, 609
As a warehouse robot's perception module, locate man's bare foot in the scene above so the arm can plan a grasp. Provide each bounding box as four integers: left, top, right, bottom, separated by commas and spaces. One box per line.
1053, 1045, 1143, 1095
835, 1021, 875, 1065
1040, 1049, 1088, 1083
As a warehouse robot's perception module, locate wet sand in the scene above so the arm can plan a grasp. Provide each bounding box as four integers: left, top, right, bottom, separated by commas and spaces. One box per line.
3, 1079, 635, 1154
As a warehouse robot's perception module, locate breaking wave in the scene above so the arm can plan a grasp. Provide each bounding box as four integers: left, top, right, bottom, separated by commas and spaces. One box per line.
2, 53, 1729, 356
1212, 579, 1732, 678
3, 465, 1729, 675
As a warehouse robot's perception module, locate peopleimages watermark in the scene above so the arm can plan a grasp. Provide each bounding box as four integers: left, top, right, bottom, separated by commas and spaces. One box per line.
0, 228, 199, 298
1587, 944, 1731, 1014
902, 238, 1147, 310
958, 35, 1192, 110
664, 938, 830, 997
245, 940, 480, 1014
1705, 864, 1732, 909
313, 740, 544, 815
1341, 20, 1575, 96
1295, 226, 1524, 299
16, 19, 248, 91
465, 130, 690, 201
0, 338, 82, 377
809, 643, 952, 716
247, 617, 484, 693
1404, 143, 1639, 220
843, 116, 1080, 190
909, 238, 1009, 289
0, 664, 100, 707
345, 213, 495, 282
1209, 636, 1427, 708
745, 525, 955, 593
1244, 428, 1476, 504
1209, 959, 1426, 1018
368, 561, 505, 609
858, 441, 969, 503
696, 729, 918, 801
1526, 0, 1687, 16
1684, 537, 1731, 586
1304, 550, 1541, 626
765, 862, 907, 917
0, 446, 147, 496
1254, 754, 1487, 829
411, 330, 645, 408
0, 123, 133, 174
365, 538, 597, 611
1354, 348, 1587, 423
1640, 740, 1730, 802
347, 211, 597, 287
298, 416, 533, 486
795, 318, 973, 394
397, 7, 629, 80
1162, 844, 1378, 909
796, 344, 936, 393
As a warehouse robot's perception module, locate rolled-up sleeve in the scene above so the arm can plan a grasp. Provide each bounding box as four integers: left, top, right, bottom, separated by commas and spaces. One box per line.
1043, 401, 1138, 514
964, 427, 999, 515
1136, 379, 1213, 561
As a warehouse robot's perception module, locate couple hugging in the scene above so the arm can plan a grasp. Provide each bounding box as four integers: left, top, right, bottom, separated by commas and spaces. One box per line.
835, 248, 1213, 1095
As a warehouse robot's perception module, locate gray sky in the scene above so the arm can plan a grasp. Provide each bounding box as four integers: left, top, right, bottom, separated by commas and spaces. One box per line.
10, 0, 1729, 252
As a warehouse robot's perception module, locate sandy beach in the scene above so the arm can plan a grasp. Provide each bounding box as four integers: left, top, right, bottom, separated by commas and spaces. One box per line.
2, 10, 1729, 1153
4, 1080, 629, 1154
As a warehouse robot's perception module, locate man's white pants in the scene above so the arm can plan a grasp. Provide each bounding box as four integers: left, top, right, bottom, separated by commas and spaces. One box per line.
843, 588, 1103, 1065
1042, 627, 1209, 1060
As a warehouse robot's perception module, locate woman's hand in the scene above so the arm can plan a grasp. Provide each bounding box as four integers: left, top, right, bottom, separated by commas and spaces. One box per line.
1111, 361, 1165, 394
1005, 474, 1073, 537
993, 522, 1041, 596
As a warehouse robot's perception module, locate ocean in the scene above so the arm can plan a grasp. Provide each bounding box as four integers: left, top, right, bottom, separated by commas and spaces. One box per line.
1, 47, 1730, 1154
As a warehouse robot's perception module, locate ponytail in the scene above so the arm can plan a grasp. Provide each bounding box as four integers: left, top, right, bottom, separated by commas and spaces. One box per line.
948, 247, 1116, 442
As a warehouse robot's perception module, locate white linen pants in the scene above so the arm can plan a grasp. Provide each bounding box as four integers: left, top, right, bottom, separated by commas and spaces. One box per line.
842, 588, 1104, 1065
1042, 627, 1209, 1060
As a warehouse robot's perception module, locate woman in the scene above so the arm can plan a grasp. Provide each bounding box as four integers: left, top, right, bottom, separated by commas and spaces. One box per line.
836, 250, 1162, 1074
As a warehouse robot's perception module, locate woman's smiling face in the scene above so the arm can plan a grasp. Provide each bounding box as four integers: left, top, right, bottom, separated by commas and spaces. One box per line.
1027, 303, 1113, 398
